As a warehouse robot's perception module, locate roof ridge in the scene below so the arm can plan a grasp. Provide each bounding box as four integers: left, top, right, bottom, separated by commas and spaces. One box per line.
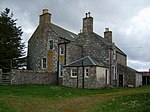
92, 32, 110, 46
87, 56, 96, 66
64, 56, 88, 66
51, 23, 77, 36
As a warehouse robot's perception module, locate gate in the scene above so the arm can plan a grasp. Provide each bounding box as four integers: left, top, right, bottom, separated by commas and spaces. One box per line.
0, 69, 11, 85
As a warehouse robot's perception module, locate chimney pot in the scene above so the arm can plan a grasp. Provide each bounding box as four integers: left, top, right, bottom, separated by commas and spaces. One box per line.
88, 12, 90, 17
85, 13, 88, 18
105, 28, 109, 32
43, 9, 48, 14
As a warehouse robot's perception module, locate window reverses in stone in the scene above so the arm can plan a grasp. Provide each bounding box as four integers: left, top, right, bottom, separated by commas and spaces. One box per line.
85, 68, 89, 77
71, 69, 77, 77
42, 58, 46, 68
49, 39, 53, 50
113, 49, 116, 60
113, 66, 117, 79
60, 47, 64, 55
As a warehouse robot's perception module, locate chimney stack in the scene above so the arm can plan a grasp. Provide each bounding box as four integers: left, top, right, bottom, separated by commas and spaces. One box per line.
39, 9, 51, 25
82, 12, 93, 34
104, 28, 112, 43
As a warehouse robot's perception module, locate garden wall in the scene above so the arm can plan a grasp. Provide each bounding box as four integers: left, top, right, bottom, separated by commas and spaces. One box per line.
11, 69, 57, 85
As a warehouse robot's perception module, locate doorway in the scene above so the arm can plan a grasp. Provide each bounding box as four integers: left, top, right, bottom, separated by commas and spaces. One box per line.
119, 74, 123, 86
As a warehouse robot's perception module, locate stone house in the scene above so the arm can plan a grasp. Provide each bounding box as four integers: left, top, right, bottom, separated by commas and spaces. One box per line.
27, 9, 142, 88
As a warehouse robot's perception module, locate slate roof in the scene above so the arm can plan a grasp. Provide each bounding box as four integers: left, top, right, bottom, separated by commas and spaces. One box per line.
50, 23, 126, 57
51, 23, 78, 41
115, 46, 126, 56
64, 56, 108, 67
117, 63, 139, 73
93, 33, 110, 46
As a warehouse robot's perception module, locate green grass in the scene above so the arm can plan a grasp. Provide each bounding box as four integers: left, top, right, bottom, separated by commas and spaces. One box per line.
91, 92, 150, 112
0, 85, 122, 99
0, 101, 16, 112
0, 85, 149, 112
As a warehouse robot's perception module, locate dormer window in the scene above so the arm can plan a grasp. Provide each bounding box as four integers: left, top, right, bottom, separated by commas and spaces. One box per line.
49, 39, 53, 50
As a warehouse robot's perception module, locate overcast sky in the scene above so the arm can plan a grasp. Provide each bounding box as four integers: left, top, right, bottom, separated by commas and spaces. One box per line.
1, 0, 150, 71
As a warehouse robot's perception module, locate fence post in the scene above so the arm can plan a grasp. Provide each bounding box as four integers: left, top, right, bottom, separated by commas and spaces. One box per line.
0, 69, 2, 84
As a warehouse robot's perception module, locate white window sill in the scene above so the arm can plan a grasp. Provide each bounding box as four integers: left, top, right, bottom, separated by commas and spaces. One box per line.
85, 76, 89, 78
71, 76, 77, 78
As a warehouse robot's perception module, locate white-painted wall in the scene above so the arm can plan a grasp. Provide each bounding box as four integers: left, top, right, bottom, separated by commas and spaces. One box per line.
96, 67, 110, 85
136, 72, 142, 87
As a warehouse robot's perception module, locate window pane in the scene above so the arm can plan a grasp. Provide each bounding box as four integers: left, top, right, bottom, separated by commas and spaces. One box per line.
60, 47, 64, 55
49, 40, 53, 49
42, 58, 46, 68
71, 69, 77, 77
85, 68, 89, 77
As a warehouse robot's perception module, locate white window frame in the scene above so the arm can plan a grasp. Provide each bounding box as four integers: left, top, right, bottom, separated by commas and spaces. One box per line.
71, 69, 77, 78
60, 47, 64, 55
84, 68, 89, 78
49, 39, 54, 50
59, 65, 63, 77
42, 58, 47, 69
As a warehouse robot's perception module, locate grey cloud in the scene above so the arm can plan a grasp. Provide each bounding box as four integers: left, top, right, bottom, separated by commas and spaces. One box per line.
1, 0, 150, 71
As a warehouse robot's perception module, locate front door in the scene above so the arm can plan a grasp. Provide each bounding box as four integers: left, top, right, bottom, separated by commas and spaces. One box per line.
119, 74, 123, 86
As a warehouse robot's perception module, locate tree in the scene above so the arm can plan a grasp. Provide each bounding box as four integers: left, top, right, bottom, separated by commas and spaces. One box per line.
0, 8, 25, 69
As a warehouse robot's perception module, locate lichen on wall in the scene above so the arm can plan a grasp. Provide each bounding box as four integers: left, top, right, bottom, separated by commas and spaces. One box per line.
47, 50, 53, 72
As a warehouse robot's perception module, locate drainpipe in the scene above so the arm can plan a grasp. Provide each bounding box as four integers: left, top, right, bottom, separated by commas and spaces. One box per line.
109, 48, 112, 86
64, 43, 67, 65
77, 67, 78, 88
149, 69, 150, 85
81, 46, 84, 89
57, 44, 60, 85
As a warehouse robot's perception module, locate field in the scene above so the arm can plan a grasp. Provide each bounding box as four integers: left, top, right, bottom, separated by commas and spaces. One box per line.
0, 85, 149, 112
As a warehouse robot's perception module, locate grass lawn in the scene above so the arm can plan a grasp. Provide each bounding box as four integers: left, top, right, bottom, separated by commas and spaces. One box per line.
0, 85, 149, 112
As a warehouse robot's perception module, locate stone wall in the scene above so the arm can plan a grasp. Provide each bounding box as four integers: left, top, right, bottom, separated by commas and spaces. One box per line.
11, 69, 57, 85
27, 24, 58, 73
77, 33, 109, 65
117, 64, 136, 87
63, 66, 108, 89
116, 53, 126, 66
66, 42, 82, 64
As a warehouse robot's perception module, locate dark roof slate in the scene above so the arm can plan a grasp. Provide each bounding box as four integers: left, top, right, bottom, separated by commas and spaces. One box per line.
117, 63, 140, 73
51, 23, 78, 41
115, 46, 127, 56
50, 23, 126, 57
93, 32, 110, 46
64, 56, 108, 67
